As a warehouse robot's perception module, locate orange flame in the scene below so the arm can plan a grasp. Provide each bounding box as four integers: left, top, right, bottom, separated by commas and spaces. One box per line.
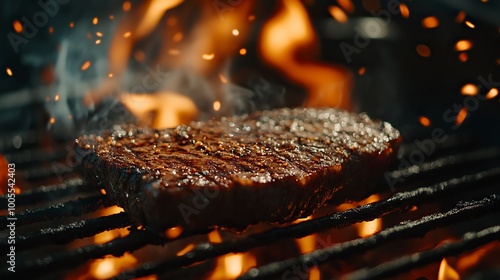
438, 258, 460, 280
260, 0, 352, 109
120, 92, 198, 128
90, 253, 139, 279
94, 206, 128, 244
294, 216, 322, 280
207, 253, 256, 279
456, 242, 500, 273
347, 194, 383, 237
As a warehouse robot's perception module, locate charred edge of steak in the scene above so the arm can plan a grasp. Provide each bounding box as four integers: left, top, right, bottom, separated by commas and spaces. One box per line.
76, 108, 401, 231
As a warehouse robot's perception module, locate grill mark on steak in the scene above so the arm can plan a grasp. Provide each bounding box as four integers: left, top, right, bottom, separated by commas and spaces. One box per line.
76, 108, 401, 231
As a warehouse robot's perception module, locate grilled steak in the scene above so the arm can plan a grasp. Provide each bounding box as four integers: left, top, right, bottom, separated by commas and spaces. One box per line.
76, 108, 401, 231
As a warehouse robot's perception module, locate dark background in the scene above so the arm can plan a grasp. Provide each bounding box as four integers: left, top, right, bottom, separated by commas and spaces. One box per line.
0, 0, 499, 145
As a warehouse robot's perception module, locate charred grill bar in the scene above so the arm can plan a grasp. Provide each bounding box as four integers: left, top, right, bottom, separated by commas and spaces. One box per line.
0, 135, 499, 279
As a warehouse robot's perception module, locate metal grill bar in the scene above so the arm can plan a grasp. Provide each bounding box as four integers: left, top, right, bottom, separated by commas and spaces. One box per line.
238, 195, 500, 279
344, 225, 500, 280
1, 227, 213, 278
19, 165, 75, 181
385, 147, 500, 184
0, 213, 131, 252
0, 194, 111, 230
7, 167, 499, 277
0, 178, 92, 209
4, 147, 68, 167
112, 169, 500, 279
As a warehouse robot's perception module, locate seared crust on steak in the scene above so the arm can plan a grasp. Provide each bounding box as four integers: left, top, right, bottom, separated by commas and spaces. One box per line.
76, 108, 401, 231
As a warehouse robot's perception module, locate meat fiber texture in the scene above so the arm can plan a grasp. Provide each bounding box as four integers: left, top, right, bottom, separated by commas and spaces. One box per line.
76, 108, 401, 231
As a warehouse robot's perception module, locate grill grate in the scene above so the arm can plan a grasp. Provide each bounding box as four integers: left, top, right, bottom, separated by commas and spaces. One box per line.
1, 136, 499, 279
344, 225, 500, 280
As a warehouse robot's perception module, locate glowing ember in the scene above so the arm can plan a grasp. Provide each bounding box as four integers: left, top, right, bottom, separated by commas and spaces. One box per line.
100, 189, 106, 195
134, 50, 145, 62
356, 195, 382, 237
6, 68, 13, 76
95, 39, 102, 45
358, 67, 366, 75
108, 73, 114, 78
69, 22, 74, 28
169, 49, 180, 55
328, 5, 348, 23
54, 94, 60, 101
399, 3, 410, 18
438, 258, 460, 280
260, 0, 352, 109
239, 48, 247, 55
416, 44, 431, 57
419, 116, 431, 127
123, 31, 131, 38
202, 53, 215, 60
123, 1, 132, 11
173, 32, 183, 42
422, 16, 439, 28
49, 117, 55, 124
165, 226, 183, 239
456, 108, 468, 126
90, 253, 137, 279
49, 26, 54, 34
337, 0, 354, 13
232, 29, 240, 36
455, 11, 466, 23
96, 31, 103, 37
13, 20, 23, 33
92, 17, 98, 25
486, 88, 498, 99
219, 74, 228, 84
213, 101, 221, 111
81, 61, 92, 71
458, 52, 468, 62
465, 20, 475, 28
461, 84, 478, 96
455, 40, 473, 52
